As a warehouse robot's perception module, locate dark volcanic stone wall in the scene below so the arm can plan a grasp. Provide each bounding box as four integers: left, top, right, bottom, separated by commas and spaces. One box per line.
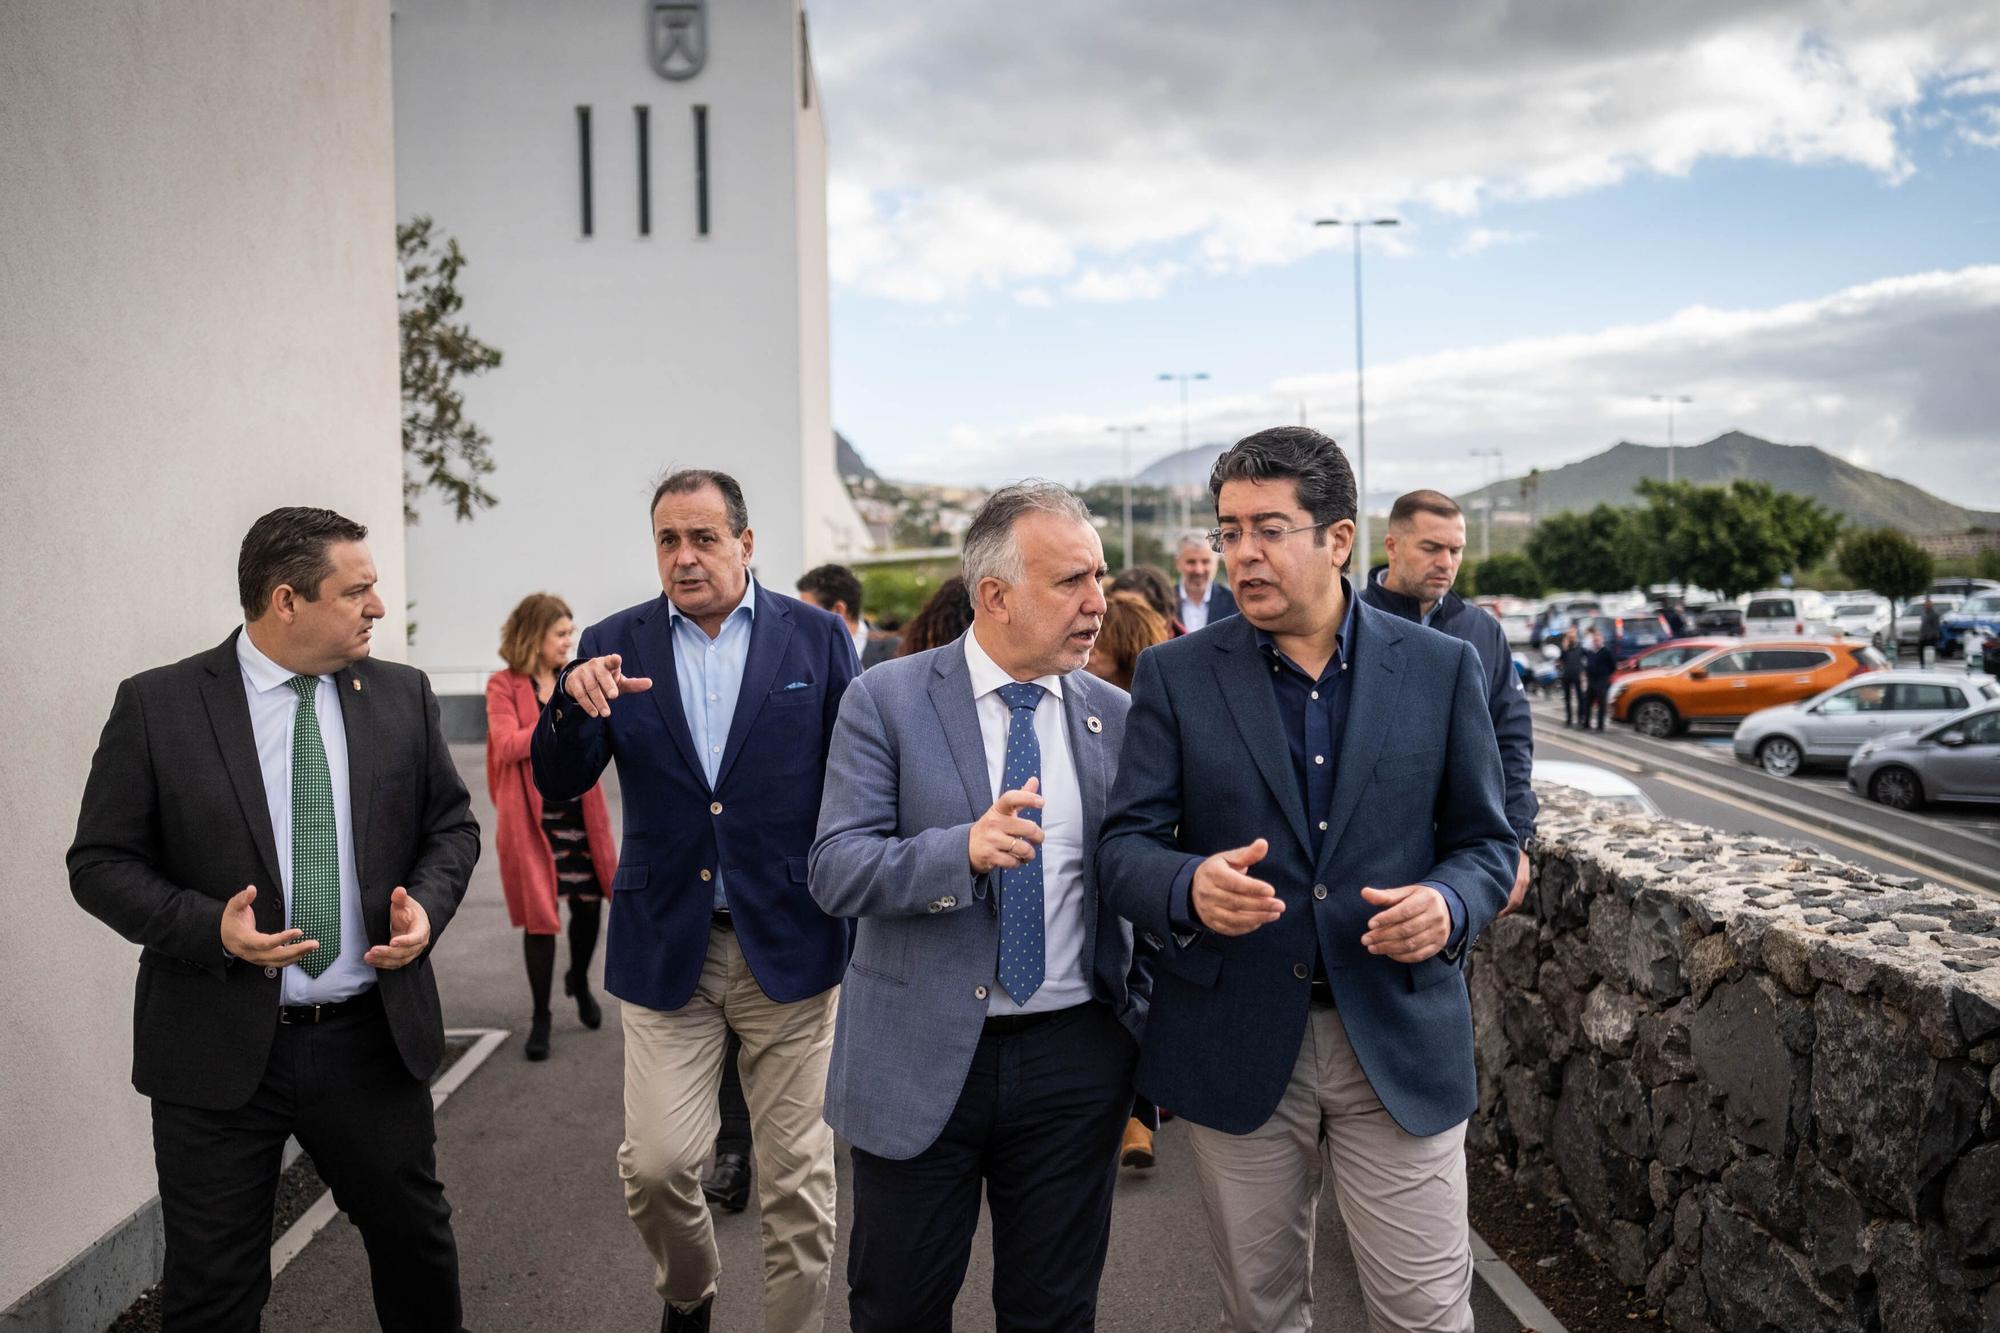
1470, 786, 2000, 1331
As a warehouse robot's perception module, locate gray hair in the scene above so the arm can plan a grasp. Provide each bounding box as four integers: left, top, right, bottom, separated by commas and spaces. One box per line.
1176, 529, 1212, 556
961, 480, 1095, 588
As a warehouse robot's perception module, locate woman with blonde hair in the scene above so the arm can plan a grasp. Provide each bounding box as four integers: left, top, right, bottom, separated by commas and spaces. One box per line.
486, 593, 617, 1060
1085, 591, 1171, 693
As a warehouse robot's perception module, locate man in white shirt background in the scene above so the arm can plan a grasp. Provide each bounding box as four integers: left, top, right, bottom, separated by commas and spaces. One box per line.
1175, 530, 1238, 632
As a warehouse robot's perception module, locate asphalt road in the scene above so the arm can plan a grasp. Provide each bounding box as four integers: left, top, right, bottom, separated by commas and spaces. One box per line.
1522, 682, 2000, 899
261, 746, 1529, 1332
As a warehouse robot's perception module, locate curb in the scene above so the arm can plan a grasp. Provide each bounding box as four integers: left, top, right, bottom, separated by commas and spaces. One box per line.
268, 1027, 508, 1277
1471, 1226, 1571, 1333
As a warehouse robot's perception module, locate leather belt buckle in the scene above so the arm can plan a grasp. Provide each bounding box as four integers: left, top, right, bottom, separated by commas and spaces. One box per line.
278, 1003, 324, 1025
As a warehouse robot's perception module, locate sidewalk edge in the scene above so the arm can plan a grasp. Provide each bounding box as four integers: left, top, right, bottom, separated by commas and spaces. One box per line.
1470, 1224, 1571, 1333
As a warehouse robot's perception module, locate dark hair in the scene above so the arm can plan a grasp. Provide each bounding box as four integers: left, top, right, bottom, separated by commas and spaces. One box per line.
651, 468, 749, 534
1108, 566, 1177, 626
238, 507, 368, 619
896, 576, 974, 656
796, 563, 864, 618
1389, 489, 1462, 525
498, 592, 573, 674
1207, 426, 1357, 537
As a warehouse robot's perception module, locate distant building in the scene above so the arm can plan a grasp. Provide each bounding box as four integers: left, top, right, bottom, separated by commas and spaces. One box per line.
393, 0, 869, 706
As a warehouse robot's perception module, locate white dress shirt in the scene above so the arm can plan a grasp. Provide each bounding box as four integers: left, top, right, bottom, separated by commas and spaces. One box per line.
851, 619, 872, 662
1179, 581, 1214, 632
963, 629, 1090, 1015
236, 630, 372, 1003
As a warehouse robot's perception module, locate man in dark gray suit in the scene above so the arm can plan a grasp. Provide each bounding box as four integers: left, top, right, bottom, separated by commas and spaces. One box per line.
810, 481, 1146, 1331
797, 562, 899, 668
70, 507, 479, 1332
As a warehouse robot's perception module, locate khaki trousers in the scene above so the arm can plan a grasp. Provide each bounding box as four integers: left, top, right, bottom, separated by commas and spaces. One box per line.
619, 923, 838, 1333
1185, 1003, 1473, 1333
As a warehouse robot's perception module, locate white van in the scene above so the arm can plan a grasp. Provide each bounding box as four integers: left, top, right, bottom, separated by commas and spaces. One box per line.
1739, 590, 1843, 638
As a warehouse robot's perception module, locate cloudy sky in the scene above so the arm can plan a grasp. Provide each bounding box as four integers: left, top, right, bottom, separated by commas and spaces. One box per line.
810, 0, 2000, 508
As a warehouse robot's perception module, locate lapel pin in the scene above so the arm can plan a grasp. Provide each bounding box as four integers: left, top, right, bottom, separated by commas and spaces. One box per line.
1086, 715, 1102, 733
351, 678, 361, 692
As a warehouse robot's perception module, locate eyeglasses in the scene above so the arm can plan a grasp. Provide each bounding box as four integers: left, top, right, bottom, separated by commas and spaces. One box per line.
1207, 521, 1332, 555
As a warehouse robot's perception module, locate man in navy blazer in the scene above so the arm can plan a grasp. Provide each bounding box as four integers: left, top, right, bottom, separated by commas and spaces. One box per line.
1175, 529, 1238, 630
810, 482, 1147, 1331
1098, 428, 1515, 1333
532, 470, 858, 1333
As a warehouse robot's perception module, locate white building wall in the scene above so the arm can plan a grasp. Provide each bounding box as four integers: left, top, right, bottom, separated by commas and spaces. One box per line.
395, 0, 866, 690
0, 2, 402, 1318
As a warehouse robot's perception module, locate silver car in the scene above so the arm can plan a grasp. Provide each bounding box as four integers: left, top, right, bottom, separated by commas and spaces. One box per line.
1733, 671, 2000, 777
1849, 700, 2000, 809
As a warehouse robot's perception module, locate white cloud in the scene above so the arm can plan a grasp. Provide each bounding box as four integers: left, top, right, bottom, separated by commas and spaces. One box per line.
1454, 227, 1536, 257
879, 266, 2000, 510
1061, 261, 1187, 303
814, 1, 2000, 304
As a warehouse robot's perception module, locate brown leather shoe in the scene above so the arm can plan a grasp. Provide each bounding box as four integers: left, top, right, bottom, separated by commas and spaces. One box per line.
1120, 1118, 1155, 1169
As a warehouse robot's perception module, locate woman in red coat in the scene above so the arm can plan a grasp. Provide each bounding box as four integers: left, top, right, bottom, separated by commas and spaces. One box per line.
486, 593, 617, 1061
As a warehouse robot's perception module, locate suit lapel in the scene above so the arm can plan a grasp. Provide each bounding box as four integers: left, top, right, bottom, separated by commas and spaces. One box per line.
1211, 619, 1313, 858
929, 636, 996, 818
200, 633, 285, 925
1059, 675, 1106, 863
631, 597, 704, 783
1318, 601, 1407, 868
716, 587, 793, 789
334, 659, 373, 895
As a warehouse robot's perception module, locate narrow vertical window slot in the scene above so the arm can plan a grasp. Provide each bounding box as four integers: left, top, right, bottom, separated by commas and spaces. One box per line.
693, 104, 709, 236
576, 106, 594, 237
635, 106, 652, 237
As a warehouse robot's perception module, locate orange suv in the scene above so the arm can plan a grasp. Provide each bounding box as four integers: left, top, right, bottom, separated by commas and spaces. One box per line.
1609, 639, 1889, 737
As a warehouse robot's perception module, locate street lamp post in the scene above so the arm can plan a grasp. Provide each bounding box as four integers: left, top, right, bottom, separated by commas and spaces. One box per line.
1106, 423, 1148, 571
1469, 447, 1503, 561
1649, 393, 1693, 484
1157, 371, 1209, 531
1314, 217, 1399, 570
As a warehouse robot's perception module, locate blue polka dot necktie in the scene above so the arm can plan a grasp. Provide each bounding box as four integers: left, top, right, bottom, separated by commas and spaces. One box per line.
995, 681, 1046, 1004
286, 675, 340, 978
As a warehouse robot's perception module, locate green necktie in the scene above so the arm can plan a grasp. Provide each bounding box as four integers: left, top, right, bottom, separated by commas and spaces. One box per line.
286, 675, 341, 977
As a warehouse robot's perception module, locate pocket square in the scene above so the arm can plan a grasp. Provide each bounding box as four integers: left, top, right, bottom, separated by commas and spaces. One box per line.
783, 680, 812, 690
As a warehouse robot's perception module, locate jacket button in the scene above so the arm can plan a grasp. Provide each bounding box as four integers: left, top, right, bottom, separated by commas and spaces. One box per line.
710, 802, 723, 815
264, 966, 278, 979
699, 869, 712, 882
928, 901, 943, 913
1293, 963, 1309, 980
1314, 884, 1328, 900
974, 985, 989, 1000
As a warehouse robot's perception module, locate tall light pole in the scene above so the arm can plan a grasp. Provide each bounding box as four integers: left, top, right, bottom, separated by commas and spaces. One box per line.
1649, 393, 1693, 484
1469, 447, 1503, 561
1157, 371, 1209, 530
1106, 423, 1148, 571
1315, 217, 1399, 571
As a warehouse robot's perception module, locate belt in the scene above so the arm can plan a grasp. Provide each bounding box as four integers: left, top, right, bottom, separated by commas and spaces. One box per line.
711, 909, 734, 931
1310, 977, 1337, 1007
278, 987, 379, 1025
982, 1002, 1090, 1036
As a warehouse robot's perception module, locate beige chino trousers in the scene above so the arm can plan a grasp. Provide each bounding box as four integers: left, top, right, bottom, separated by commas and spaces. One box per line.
619, 922, 838, 1333
1184, 1002, 1474, 1333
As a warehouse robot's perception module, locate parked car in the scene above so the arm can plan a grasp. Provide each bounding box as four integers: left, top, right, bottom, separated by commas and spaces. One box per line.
1940, 591, 2000, 659
1498, 612, 1537, 648
1849, 699, 2000, 809
1609, 639, 1891, 737
1613, 636, 1734, 680
1575, 612, 1674, 659
1690, 604, 1744, 636
1732, 671, 2000, 777
1928, 577, 2000, 600
1828, 595, 1893, 649
1532, 760, 1664, 815
1894, 595, 1961, 653
1739, 590, 1843, 638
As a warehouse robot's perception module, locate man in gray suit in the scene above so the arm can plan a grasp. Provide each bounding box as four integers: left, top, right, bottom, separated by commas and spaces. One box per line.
810, 481, 1147, 1331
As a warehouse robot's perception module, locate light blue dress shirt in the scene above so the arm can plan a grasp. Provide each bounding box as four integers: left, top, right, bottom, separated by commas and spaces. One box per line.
1178, 581, 1215, 632
236, 630, 372, 1003
668, 579, 757, 909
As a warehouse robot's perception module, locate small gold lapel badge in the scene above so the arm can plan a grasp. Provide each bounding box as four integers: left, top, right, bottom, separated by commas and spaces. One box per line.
351, 678, 361, 692
1086, 715, 1102, 733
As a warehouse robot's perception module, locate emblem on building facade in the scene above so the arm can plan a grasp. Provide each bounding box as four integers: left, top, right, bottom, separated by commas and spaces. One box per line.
649, 0, 707, 81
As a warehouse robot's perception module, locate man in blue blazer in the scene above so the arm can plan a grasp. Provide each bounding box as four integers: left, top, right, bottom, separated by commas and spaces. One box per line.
1175, 529, 1238, 630
810, 481, 1147, 1331
1098, 428, 1515, 1333
532, 470, 859, 1333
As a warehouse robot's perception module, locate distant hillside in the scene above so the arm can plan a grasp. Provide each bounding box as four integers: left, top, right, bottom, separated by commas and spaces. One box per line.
835, 431, 878, 483
1463, 431, 2000, 534
1133, 442, 1230, 488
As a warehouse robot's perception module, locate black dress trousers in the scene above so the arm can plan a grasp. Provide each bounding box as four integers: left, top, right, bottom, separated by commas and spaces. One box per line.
149, 990, 463, 1333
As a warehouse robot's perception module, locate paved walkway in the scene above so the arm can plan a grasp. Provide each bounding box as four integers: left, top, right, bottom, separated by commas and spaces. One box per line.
263, 747, 1527, 1331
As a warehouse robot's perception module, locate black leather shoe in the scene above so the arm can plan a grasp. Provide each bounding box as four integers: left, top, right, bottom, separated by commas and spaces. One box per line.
700, 1151, 751, 1213
662, 1297, 712, 1332
564, 969, 603, 1030
524, 1011, 551, 1062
